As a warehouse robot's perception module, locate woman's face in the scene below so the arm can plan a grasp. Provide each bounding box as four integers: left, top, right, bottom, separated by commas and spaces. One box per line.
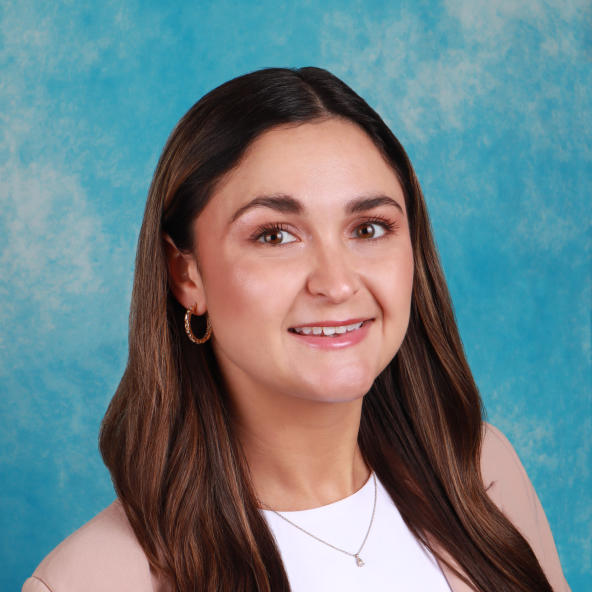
190, 118, 414, 405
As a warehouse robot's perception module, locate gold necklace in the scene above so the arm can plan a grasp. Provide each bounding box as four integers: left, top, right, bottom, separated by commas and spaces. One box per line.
263, 473, 377, 567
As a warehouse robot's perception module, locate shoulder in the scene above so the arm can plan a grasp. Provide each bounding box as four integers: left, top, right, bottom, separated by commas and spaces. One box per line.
479, 423, 570, 592
480, 422, 546, 544
23, 500, 164, 592
479, 422, 533, 508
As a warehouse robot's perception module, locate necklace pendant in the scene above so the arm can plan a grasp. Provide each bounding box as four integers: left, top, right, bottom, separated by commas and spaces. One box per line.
355, 554, 365, 567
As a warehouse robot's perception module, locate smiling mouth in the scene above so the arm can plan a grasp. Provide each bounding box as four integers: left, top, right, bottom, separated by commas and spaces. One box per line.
288, 320, 370, 337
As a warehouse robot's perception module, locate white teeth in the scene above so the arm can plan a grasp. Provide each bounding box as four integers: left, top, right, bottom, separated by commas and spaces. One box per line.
292, 321, 365, 336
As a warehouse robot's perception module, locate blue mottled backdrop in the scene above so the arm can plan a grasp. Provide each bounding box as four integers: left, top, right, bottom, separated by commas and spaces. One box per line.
1, 0, 590, 589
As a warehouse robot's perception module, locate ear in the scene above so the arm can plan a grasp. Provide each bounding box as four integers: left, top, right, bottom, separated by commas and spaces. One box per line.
163, 234, 207, 314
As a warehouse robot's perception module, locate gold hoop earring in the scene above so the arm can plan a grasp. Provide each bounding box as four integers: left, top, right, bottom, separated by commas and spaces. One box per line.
184, 307, 212, 344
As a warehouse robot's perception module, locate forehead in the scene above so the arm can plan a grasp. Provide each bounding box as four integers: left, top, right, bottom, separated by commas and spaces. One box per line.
205, 118, 405, 219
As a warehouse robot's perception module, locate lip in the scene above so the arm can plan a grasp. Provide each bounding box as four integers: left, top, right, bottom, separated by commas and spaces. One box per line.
289, 318, 368, 329
288, 319, 373, 350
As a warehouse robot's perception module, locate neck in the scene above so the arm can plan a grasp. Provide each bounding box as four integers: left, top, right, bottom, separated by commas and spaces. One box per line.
232, 390, 369, 511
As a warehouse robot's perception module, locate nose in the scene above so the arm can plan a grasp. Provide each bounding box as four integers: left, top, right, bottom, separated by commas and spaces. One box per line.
306, 243, 360, 303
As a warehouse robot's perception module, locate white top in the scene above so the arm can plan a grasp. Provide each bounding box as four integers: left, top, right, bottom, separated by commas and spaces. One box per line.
262, 474, 451, 591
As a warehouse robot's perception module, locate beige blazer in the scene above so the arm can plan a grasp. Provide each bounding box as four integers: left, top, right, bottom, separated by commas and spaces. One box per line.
23, 424, 570, 592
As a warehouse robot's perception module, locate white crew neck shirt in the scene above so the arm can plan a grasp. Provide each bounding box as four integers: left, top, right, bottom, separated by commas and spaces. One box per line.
261, 474, 451, 591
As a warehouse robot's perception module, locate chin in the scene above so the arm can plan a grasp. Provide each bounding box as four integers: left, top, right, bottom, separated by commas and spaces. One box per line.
299, 374, 375, 404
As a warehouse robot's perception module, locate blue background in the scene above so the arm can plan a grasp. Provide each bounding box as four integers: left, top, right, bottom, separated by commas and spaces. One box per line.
1, 1, 590, 589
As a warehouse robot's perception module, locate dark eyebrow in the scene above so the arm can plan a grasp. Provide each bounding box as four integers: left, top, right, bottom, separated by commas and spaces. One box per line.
230, 194, 303, 224
346, 195, 404, 215
229, 193, 403, 224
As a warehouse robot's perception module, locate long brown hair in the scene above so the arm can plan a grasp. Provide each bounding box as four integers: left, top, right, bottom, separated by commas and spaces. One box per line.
100, 67, 552, 591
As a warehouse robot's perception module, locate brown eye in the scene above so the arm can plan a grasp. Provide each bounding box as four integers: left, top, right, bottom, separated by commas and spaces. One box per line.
356, 223, 376, 239
264, 230, 284, 244
353, 220, 391, 239
255, 226, 297, 245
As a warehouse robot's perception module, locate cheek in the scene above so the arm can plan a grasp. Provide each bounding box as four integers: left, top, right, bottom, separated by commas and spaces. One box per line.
200, 248, 301, 328
371, 247, 414, 346
373, 246, 414, 303
203, 258, 256, 317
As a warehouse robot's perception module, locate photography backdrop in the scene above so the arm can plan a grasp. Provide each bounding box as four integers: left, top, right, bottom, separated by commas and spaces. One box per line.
1, 1, 590, 589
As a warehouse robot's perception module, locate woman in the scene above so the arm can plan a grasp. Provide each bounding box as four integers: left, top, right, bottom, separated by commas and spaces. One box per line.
23, 67, 570, 591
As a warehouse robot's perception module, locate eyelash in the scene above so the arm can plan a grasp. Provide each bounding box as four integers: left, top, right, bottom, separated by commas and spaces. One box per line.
360, 216, 398, 235
251, 223, 293, 244
251, 217, 398, 245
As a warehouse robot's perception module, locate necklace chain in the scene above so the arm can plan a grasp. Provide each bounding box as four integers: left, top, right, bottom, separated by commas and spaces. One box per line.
263, 472, 377, 567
